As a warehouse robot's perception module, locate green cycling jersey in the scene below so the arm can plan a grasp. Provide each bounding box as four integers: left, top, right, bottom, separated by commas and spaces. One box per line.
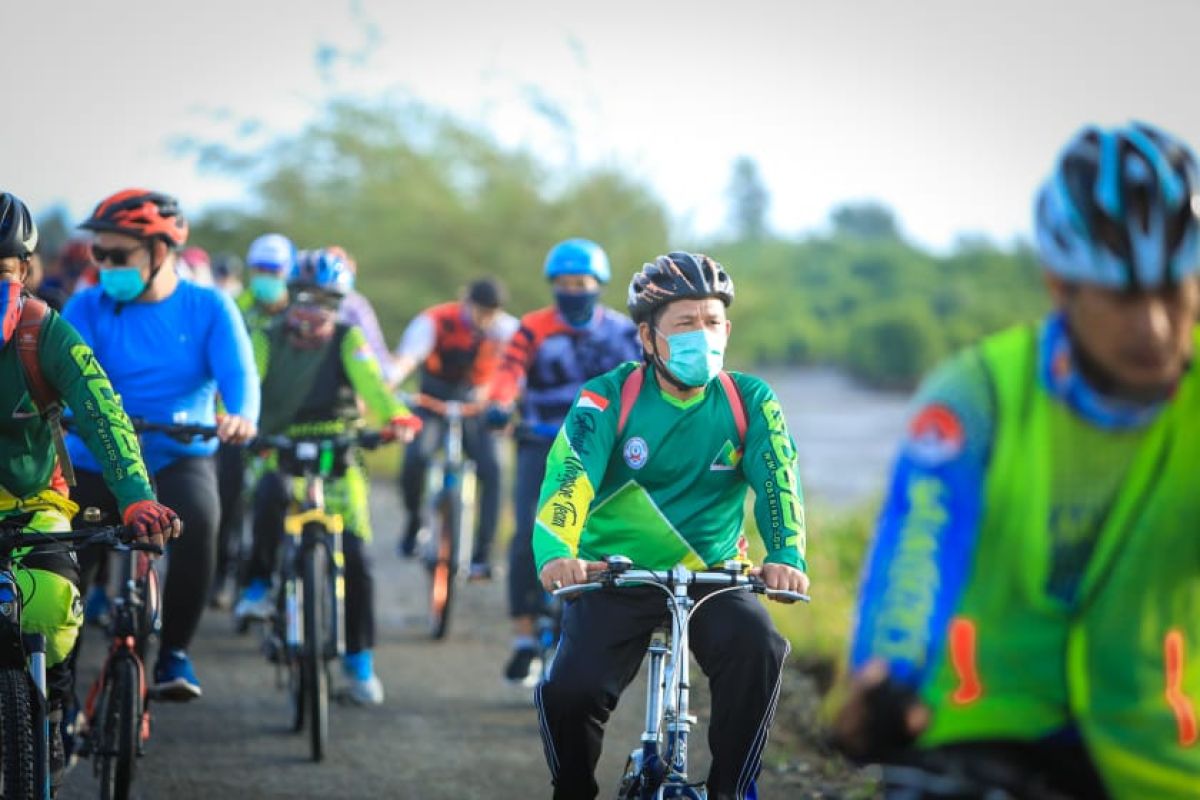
533, 362, 806, 574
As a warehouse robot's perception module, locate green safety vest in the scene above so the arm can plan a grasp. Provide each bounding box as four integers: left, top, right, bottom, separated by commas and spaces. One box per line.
920, 325, 1200, 799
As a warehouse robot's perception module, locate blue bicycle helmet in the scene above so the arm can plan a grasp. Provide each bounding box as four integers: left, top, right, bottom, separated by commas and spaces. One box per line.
289, 248, 354, 297
543, 238, 610, 284
1035, 121, 1200, 290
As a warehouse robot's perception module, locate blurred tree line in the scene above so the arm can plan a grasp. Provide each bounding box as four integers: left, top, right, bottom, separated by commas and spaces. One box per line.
181, 97, 1048, 391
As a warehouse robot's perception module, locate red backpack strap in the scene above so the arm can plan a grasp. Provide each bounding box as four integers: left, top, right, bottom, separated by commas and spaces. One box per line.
617, 365, 645, 436
716, 371, 748, 445
15, 298, 58, 412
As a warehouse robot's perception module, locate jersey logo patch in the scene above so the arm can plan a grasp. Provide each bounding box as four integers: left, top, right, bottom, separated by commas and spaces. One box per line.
710, 440, 743, 471
623, 436, 649, 469
906, 403, 965, 465
578, 389, 609, 413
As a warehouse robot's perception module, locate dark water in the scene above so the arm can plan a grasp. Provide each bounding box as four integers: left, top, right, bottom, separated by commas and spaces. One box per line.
760, 367, 912, 509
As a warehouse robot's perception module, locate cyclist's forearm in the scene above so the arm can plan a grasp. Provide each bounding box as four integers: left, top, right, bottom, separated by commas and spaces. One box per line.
850, 456, 984, 688
343, 327, 405, 423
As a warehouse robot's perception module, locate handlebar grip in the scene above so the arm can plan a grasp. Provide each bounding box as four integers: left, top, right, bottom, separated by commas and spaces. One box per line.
552, 582, 603, 599
764, 588, 811, 603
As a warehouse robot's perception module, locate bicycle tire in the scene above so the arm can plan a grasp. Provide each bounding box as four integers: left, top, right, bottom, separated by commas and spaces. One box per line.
134, 556, 160, 664
0, 667, 35, 799
302, 537, 329, 762
427, 489, 460, 640
283, 577, 304, 734
97, 655, 139, 800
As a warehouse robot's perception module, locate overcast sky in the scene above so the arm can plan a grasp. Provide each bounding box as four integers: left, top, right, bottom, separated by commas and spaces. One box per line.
9, 0, 1200, 250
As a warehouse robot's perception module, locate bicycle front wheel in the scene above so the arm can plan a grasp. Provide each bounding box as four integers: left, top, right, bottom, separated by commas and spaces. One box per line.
302, 539, 329, 762
427, 489, 461, 640
0, 667, 35, 799
97, 655, 140, 800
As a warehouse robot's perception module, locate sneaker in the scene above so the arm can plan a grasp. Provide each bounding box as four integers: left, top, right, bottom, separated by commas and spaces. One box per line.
152, 650, 202, 702
343, 674, 385, 706
467, 562, 492, 582
503, 646, 543, 688
342, 650, 384, 705
83, 585, 110, 628
233, 579, 273, 623
397, 523, 425, 559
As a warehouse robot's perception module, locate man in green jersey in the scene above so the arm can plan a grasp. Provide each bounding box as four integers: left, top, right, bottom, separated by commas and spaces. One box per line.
0, 191, 180, 787
834, 122, 1200, 800
534, 252, 809, 800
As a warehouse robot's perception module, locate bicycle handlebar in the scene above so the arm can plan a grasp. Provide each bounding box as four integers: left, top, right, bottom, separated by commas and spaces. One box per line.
248, 429, 391, 452
63, 416, 220, 443
400, 393, 486, 418
0, 525, 163, 557
553, 561, 810, 604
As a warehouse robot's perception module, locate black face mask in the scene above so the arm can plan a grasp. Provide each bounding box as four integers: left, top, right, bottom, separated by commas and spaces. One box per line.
554, 290, 599, 328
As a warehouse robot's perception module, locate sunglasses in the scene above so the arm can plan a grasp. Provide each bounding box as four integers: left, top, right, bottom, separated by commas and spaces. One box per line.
91, 244, 144, 267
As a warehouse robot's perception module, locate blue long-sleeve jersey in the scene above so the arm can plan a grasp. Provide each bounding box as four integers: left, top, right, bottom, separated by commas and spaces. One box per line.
63, 281, 260, 473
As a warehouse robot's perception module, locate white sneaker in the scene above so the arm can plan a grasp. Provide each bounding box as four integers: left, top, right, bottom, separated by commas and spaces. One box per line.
345, 674, 384, 706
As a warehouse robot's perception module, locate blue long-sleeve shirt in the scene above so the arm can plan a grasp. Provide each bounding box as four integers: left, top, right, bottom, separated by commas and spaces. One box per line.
63, 281, 260, 473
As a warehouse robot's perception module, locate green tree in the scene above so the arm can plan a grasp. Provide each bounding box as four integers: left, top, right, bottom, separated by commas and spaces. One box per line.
726, 156, 770, 241
830, 201, 900, 241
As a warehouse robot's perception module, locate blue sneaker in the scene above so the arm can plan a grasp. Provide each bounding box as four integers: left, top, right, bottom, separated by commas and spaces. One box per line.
153, 649, 202, 702
233, 579, 273, 623
83, 585, 110, 628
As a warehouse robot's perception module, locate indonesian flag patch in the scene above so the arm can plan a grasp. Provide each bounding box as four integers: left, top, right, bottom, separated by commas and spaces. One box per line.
578, 389, 609, 413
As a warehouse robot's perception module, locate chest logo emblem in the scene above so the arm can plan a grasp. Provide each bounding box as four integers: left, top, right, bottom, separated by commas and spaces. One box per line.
623, 436, 649, 470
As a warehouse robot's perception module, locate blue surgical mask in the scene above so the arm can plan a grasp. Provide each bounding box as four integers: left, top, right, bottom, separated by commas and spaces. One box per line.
554, 290, 600, 328
657, 327, 727, 387
249, 274, 287, 304
99, 266, 147, 302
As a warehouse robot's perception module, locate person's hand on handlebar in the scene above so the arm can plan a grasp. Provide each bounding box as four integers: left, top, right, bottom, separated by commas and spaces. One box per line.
122, 499, 182, 551
216, 413, 257, 444
385, 413, 423, 444
540, 557, 607, 592
752, 562, 810, 600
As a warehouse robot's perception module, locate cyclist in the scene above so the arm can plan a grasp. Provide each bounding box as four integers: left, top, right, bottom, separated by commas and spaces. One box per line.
211, 252, 244, 298
327, 245, 395, 382
234, 249, 421, 705
392, 278, 518, 577
210, 233, 296, 607
0, 190, 180, 788
63, 188, 260, 701
534, 252, 809, 800
485, 238, 641, 685
832, 122, 1200, 800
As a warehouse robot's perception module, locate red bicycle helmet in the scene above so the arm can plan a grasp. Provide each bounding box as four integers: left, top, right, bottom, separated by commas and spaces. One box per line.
81, 188, 189, 247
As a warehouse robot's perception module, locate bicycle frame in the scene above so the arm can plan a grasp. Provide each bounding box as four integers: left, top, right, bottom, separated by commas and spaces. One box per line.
280, 464, 345, 665
413, 395, 479, 576
556, 558, 808, 800
0, 524, 142, 800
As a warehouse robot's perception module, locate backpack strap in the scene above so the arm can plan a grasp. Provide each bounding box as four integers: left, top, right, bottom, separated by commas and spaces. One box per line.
14, 298, 75, 486
617, 365, 748, 446
617, 365, 645, 437
716, 371, 748, 444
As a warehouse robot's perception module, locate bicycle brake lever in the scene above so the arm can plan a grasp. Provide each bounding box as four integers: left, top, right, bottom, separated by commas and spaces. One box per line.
764, 588, 811, 603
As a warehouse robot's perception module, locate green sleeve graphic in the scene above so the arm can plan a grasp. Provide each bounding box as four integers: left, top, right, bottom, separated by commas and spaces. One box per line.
42, 314, 154, 511
740, 378, 807, 571
340, 325, 405, 425
532, 377, 619, 572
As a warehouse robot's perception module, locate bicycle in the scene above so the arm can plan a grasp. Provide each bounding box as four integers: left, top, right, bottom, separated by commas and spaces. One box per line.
0, 518, 155, 800
554, 556, 809, 800
254, 427, 391, 762
405, 394, 485, 640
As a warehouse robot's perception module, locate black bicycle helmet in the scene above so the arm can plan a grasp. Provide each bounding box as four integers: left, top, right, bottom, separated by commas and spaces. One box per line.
0, 192, 38, 260
467, 277, 507, 309
626, 252, 734, 324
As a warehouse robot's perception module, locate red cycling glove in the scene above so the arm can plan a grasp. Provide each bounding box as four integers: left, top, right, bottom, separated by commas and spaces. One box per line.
384, 414, 423, 442
123, 500, 181, 542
